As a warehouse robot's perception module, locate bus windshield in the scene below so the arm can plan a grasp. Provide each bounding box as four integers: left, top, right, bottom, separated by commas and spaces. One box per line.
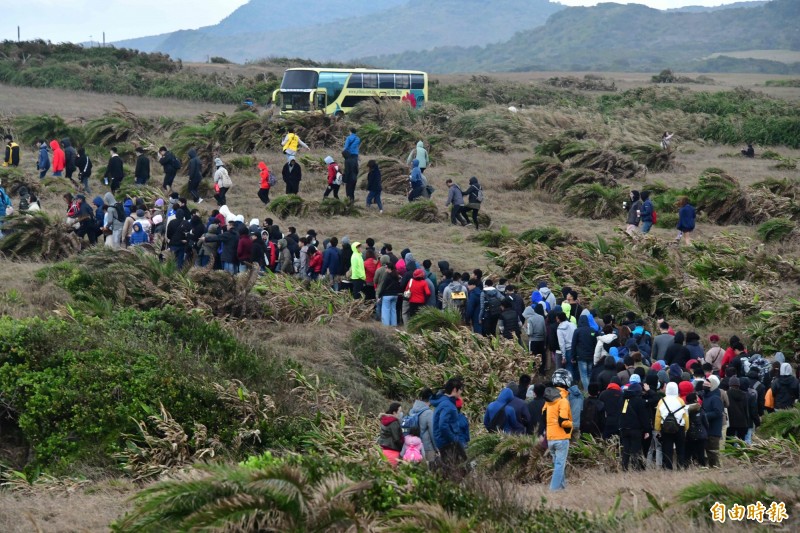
281, 70, 318, 90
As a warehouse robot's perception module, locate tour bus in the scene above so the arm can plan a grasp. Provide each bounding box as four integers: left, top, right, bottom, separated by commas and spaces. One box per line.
273, 68, 428, 116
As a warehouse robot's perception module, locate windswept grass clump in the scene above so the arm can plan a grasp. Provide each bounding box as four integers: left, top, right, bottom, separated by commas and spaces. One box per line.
757, 217, 796, 242
0, 211, 81, 260
269, 194, 309, 219
396, 200, 440, 223
405, 307, 463, 334
358, 157, 410, 195
318, 198, 362, 217
564, 183, 627, 219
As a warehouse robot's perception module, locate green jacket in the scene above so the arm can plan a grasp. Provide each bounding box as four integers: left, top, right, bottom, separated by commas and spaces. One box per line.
350, 243, 366, 280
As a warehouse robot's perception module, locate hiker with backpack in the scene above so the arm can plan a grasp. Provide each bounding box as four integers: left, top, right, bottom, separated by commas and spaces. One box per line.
484, 386, 524, 434
323, 156, 342, 200
770, 362, 799, 410
377, 402, 405, 467
461, 177, 483, 230
404, 388, 437, 462
480, 279, 504, 338
431, 378, 467, 472
3, 135, 20, 167
498, 300, 523, 346
441, 270, 468, 320
257, 162, 274, 206
655, 382, 689, 470
684, 392, 709, 466
158, 146, 182, 193
545, 369, 574, 491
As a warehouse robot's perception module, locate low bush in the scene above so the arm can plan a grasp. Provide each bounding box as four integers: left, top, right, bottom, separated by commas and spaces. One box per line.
396, 200, 440, 223
0, 211, 81, 260
757, 217, 796, 242
349, 327, 405, 370
268, 194, 309, 219
318, 198, 362, 217
406, 307, 463, 334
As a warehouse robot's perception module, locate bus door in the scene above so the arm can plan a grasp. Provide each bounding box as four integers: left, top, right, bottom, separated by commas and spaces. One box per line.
313, 89, 327, 113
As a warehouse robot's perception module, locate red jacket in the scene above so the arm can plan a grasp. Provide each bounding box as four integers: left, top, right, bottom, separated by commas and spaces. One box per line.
50, 140, 65, 172
237, 234, 253, 262
327, 162, 340, 186
405, 275, 431, 304
308, 251, 323, 273
259, 162, 270, 190
364, 258, 378, 284
720, 348, 736, 378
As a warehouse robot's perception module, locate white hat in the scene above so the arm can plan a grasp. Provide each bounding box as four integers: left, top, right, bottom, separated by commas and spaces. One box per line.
214, 158, 224, 167
324, 156, 334, 165
219, 205, 233, 222
249, 218, 260, 227
235, 214, 245, 223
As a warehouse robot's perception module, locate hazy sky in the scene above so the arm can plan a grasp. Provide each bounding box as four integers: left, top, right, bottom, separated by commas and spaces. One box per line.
1, 0, 748, 43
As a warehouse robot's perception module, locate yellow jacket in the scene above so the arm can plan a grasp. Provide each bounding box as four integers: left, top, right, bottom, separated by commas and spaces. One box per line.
544, 387, 573, 441
654, 395, 690, 432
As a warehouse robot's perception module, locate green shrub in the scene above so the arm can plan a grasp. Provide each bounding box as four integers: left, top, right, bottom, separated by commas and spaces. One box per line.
757, 217, 796, 242
758, 405, 800, 439
396, 200, 440, 223
655, 211, 679, 229
517, 226, 574, 248
406, 307, 463, 334
318, 198, 362, 217
269, 194, 309, 219
349, 327, 405, 370
563, 183, 627, 219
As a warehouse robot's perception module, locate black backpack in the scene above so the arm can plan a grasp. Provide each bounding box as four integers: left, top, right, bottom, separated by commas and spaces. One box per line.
171, 154, 182, 172
661, 403, 681, 435
486, 292, 503, 319
486, 405, 507, 433
114, 202, 126, 224
687, 408, 708, 441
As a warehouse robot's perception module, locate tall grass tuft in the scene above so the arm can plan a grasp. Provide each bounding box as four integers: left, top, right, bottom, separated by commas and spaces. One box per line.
406, 307, 463, 334
269, 194, 309, 219
396, 200, 440, 223
757, 217, 796, 242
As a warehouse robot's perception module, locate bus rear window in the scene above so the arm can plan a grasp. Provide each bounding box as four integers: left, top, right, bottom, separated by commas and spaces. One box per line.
281, 70, 318, 90
411, 74, 425, 89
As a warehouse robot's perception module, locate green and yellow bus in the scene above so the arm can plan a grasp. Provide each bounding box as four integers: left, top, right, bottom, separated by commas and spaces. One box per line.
273, 68, 428, 116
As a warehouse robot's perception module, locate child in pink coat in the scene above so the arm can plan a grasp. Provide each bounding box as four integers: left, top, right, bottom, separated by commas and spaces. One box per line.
401, 426, 425, 463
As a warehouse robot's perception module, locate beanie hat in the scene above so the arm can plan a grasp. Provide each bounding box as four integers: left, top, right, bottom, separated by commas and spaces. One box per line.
669, 364, 682, 379
136, 209, 145, 217
538, 281, 548, 288
657, 370, 669, 387
627, 382, 642, 393
650, 362, 663, 372
708, 375, 720, 391
709, 334, 720, 343
155, 198, 164, 207
685, 359, 698, 371
214, 158, 224, 167
629, 374, 641, 385
729, 377, 740, 388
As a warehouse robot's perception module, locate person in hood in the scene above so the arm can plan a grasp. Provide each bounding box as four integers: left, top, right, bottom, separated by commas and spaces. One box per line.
364, 160, 383, 213
105, 147, 125, 193
62, 138, 77, 182
441, 271, 468, 317
406, 140, 429, 171
3, 135, 20, 167
407, 159, 426, 202
134, 147, 150, 185
444, 179, 468, 226
323, 155, 341, 200
186, 148, 204, 203
726, 377, 752, 441
640, 190, 654, 233
556, 312, 577, 375
158, 146, 181, 192
50, 140, 65, 177
572, 314, 597, 390
212, 158, 232, 206
676, 196, 696, 246
702, 376, 723, 467
619, 379, 651, 470
484, 387, 521, 434
350, 241, 366, 298
545, 369, 573, 491
256, 161, 272, 205
432, 378, 467, 472
538, 281, 557, 310
201, 219, 239, 273
36, 140, 50, 179
625, 190, 642, 236
103, 192, 125, 249
277, 238, 294, 274
405, 268, 431, 318
282, 156, 302, 195
407, 388, 437, 462
598, 379, 623, 439
461, 177, 483, 230
129, 221, 149, 246
377, 402, 404, 466
76, 147, 93, 194
321, 237, 341, 290
770, 362, 799, 410
655, 382, 689, 470
306, 245, 322, 280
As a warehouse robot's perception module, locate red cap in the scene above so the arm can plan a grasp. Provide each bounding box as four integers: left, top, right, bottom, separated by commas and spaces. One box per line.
710, 334, 720, 343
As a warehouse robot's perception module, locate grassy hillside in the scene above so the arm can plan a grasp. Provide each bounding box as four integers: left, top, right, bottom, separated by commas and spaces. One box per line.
0, 41, 278, 105
370, 0, 800, 73
114, 0, 563, 63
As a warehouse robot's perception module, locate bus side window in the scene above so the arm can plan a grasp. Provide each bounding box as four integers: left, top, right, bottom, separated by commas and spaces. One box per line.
379, 74, 395, 89
363, 74, 378, 88
411, 74, 425, 90
347, 74, 363, 88
395, 74, 410, 89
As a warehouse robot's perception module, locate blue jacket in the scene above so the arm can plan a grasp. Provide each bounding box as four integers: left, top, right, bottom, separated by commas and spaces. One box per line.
37, 143, 50, 171
640, 199, 654, 223
343, 133, 361, 155
93, 196, 104, 227
466, 288, 483, 334
703, 388, 724, 437
129, 223, 149, 245
568, 384, 583, 429
677, 204, 696, 232
456, 412, 470, 447
0, 188, 10, 217
483, 388, 522, 434
321, 246, 340, 276
410, 159, 423, 188
431, 394, 460, 449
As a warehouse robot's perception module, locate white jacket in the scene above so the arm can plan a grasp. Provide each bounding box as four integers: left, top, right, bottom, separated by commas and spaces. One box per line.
594, 333, 618, 365
214, 166, 232, 188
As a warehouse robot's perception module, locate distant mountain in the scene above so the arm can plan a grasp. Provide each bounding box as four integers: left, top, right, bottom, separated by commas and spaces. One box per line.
367, 0, 799, 73
667, 1, 767, 12
114, 0, 563, 63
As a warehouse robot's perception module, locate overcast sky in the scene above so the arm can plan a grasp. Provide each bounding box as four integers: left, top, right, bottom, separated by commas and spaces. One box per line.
1, 0, 748, 44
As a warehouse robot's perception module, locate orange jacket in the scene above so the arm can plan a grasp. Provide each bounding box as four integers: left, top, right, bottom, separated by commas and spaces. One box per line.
50, 140, 65, 172
258, 162, 270, 189
544, 387, 573, 441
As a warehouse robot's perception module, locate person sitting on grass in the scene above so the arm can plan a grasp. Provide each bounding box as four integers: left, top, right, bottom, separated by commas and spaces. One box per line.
741, 143, 755, 158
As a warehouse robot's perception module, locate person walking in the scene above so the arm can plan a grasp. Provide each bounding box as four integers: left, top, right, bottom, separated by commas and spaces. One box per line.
76, 147, 93, 194
406, 141, 429, 172
640, 191, 654, 234
661, 132, 674, 150
213, 158, 232, 206
342, 127, 361, 203
619, 377, 651, 470
134, 147, 150, 185
282, 157, 302, 195
408, 160, 425, 202
545, 369, 573, 491
105, 147, 125, 194
62, 138, 78, 184
461, 177, 483, 230
323, 156, 342, 200
3, 135, 20, 167
36, 140, 50, 179
445, 179, 468, 226
187, 149, 204, 204
158, 146, 181, 192
676, 196, 696, 246
50, 139, 65, 177
366, 160, 383, 213
281, 128, 309, 161
257, 161, 272, 205
625, 190, 642, 236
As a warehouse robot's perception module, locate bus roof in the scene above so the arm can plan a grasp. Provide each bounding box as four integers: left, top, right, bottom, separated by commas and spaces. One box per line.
283, 67, 427, 75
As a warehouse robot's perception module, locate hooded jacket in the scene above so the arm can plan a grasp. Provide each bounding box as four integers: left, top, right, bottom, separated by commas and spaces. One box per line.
703, 385, 724, 437
523, 305, 546, 341
484, 388, 523, 434
106, 153, 124, 180
594, 333, 619, 365
343, 132, 361, 155
76, 148, 92, 178
409, 159, 423, 188
463, 177, 482, 206
544, 386, 572, 441
187, 149, 202, 182
135, 153, 151, 182
598, 383, 623, 436
572, 315, 597, 362
377, 413, 403, 451
350, 243, 366, 281
408, 399, 436, 454
431, 394, 460, 449
627, 198, 642, 225
367, 164, 382, 192
655, 382, 689, 432
726, 385, 751, 429
597, 356, 618, 390
37, 142, 50, 171
556, 319, 577, 355
407, 141, 429, 168
258, 162, 271, 189
50, 140, 65, 172
204, 227, 239, 263
214, 165, 232, 189
62, 139, 77, 174
321, 244, 340, 277
446, 182, 464, 207
619, 384, 651, 432
406, 269, 431, 304
92, 196, 104, 227
538, 286, 557, 310
129, 222, 149, 245
771, 363, 800, 409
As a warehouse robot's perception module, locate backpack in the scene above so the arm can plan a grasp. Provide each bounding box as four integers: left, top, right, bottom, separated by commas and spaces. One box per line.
486, 291, 503, 319
485, 405, 507, 433
333, 165, 343, 186
687, 408, 708, 441
268, 171, 277, 187
18, 196, 29, 212
114, 202, 126, 224
171, 154, 182, 172
661, 403, 681, 435
400, 407, 428, 435
446, 283, 468, 310
476, 187, 484, 203
750, 358, 771, 384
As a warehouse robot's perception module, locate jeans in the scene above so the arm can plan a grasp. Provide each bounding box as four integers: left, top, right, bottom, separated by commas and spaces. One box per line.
450, 204, 467, 225
642, 221, 653, 233
53, 171, 62, 177
81, 176, 91, 194
169, 245, 185, 268
238, 264, 248, 273
223, 262, 235, 274
578, 360, 592, 390
382, 295, 398, 326
744, 428, 753, 445
564, 350, 578, 385
39, 169, 48, 179
366, 190, 383, 210
198, 255, 210, 267
548, 439, 570, 491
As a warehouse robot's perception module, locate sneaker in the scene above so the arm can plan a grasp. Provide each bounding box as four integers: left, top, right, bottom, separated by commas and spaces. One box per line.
104, 177, 109, 186
198, 198, 204, 204
379, 210, 383, 214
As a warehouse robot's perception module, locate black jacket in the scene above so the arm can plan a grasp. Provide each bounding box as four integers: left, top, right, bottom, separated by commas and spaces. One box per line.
63, 139, 77, 174
771, 375, 800, 410
726, 388, 751, 429
106, 155, 124, 180
160, 151, 180, 178
618, 389, 651, 432
499, 309, 520, 339
665, 343, 691, 368
187, 149, 202, 182
598, 386, 623, 435
379, 273, 402, 297
205, 230, 239, 264
76, 152, 92, 177
367, 167, 382, 192
166, 218, 189, 247
571, 315, 596, 363
135, 154, 151, 181
597, 356, 618, 391
282, 161, 302, 186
